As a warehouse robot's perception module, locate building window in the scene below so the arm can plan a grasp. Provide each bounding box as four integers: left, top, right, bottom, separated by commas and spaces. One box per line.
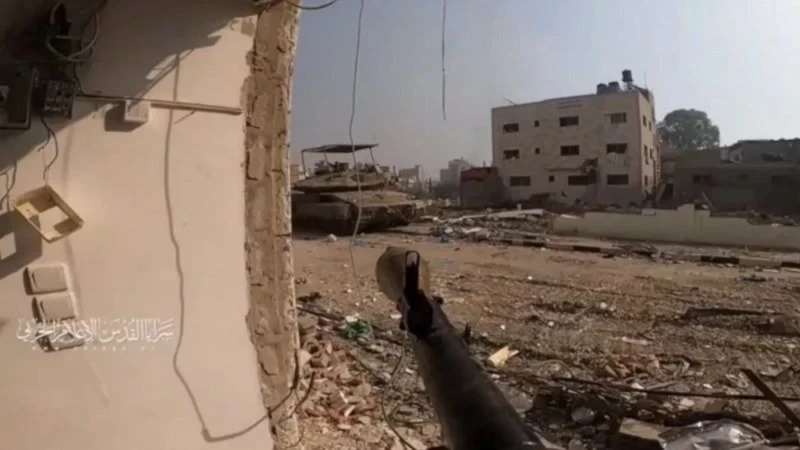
644, 175, 649, 187
548, 175, 555, 182
560, 145, 580, 156
559, 116, 579, 127
502, 123, 519, 133
607, 174, 629, 185
606, 143, 628, 154
503, 149, 520, 160
650, 147, 655, 159
609, 113, 627, 124
692, 174, 713, 185
643, 145, 649, 164
509, 176, 531, 186
534, 147, 541, 154
567, 175, 589, 186
642, 115, 647, 127
534, 120, 540, 127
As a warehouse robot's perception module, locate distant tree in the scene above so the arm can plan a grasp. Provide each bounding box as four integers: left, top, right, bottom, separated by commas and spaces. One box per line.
657, 109, 720, 150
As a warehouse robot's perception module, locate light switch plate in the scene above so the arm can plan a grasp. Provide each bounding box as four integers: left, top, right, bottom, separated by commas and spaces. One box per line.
26, 263, 70, 294
35, 292, 78, 321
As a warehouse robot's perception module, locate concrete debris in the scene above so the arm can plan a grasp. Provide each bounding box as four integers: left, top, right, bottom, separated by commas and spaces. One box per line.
487, 345, 519, 368
620, 336, 651, 346
290, 228, 800, 449
741, 274, 769, 283
571, 407, 596, 425
614, 419, 665, 450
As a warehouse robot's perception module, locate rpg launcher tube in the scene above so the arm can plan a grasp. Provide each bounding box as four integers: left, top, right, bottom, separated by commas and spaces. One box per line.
375, 246, 561, 450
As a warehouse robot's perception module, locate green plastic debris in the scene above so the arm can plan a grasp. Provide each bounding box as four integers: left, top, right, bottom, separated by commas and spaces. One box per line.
340, 318, 372, 341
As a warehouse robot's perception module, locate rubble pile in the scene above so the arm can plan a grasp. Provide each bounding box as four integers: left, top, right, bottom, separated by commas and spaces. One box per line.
293, 312, 440, 449
424, 208, 554, 242
294, 303, 800, 449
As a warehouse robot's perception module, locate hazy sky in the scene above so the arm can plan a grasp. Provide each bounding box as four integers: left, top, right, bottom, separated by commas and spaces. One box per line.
290, 0, 800, 175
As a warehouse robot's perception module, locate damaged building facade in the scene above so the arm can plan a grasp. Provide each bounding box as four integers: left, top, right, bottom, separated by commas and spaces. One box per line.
491, 70, 658, 206
670, 139, 800, 215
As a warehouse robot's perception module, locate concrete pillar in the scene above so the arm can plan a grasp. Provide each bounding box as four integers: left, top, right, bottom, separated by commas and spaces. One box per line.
244, 2, 301, 448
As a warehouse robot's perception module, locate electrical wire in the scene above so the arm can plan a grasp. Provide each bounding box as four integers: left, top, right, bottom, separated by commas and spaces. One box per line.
45, 9, 102, 63
38, 116, 59, 185
441, 0, 447, 121
0, 134, 17, 212
280, 0, 341, 11
346, 0, 365, 293
343, 1, 419, 448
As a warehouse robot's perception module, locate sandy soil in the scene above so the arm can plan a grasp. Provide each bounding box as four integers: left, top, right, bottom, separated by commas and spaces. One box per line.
290, 232, 800, 449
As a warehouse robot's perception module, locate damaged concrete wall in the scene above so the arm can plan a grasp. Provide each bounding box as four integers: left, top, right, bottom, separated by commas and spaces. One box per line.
459, 168, 508, 208
244, 2, 302, 448
553, 204, 800, 251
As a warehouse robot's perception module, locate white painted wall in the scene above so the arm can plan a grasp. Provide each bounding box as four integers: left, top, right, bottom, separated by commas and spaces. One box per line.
0, 1, 272, 449
553, 204, 800, 251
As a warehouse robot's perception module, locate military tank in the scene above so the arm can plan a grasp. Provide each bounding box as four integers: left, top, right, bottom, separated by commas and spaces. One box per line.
291, 144, 424, 234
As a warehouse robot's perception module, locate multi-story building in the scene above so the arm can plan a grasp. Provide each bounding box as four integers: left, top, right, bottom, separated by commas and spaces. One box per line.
491, 70, 658, 206
670, 139, 800, 214
439, 158, 472, 185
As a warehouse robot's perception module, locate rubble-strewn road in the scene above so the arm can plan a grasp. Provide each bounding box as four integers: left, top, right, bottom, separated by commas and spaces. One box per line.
290, 232, 800, 449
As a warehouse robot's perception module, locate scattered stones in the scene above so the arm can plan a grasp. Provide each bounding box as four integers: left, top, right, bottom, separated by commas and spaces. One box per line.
571, 407, 596, 425
352, 382, 372, 398
298, 315, 317, 336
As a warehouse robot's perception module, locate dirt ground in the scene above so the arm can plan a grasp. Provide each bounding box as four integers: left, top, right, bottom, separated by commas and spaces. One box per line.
289, 232, 800, 449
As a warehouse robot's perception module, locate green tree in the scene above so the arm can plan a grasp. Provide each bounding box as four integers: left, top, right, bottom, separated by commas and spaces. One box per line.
657, 109, 720, 150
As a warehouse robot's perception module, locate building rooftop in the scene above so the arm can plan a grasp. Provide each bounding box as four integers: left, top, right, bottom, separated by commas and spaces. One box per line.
492, 87, 650, 112
674, 138, 800, 168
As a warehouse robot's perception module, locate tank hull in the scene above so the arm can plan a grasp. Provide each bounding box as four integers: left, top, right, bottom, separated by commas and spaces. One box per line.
291, 191, 423, 234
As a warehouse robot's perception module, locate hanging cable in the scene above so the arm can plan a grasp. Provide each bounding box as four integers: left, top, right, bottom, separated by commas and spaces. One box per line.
39, 116, 59, 185
441, 0, 447, 121
347, 0, 365, 289
45, 2, 103, 63
345, 5, 418, 448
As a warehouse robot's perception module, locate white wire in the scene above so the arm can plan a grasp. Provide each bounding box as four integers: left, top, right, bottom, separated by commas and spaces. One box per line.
343, 4, 418, 449
45, 10, 101, 63
347, 0, 365, 296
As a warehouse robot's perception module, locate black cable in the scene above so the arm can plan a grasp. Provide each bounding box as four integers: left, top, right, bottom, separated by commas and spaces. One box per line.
281, 0, 341, 11
0, 163, 17, 212
38, 116, 59, 184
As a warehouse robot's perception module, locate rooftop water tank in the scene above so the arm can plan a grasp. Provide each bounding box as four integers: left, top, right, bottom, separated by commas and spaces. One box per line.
622, 69, 633, 83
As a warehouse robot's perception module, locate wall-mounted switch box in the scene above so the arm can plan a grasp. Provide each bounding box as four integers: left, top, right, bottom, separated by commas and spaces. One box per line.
26, 264, 70, 294
41, 79, 77, 119
123, 99, 150, 124
35, 292, 78, 321
34, 292, 83, 351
